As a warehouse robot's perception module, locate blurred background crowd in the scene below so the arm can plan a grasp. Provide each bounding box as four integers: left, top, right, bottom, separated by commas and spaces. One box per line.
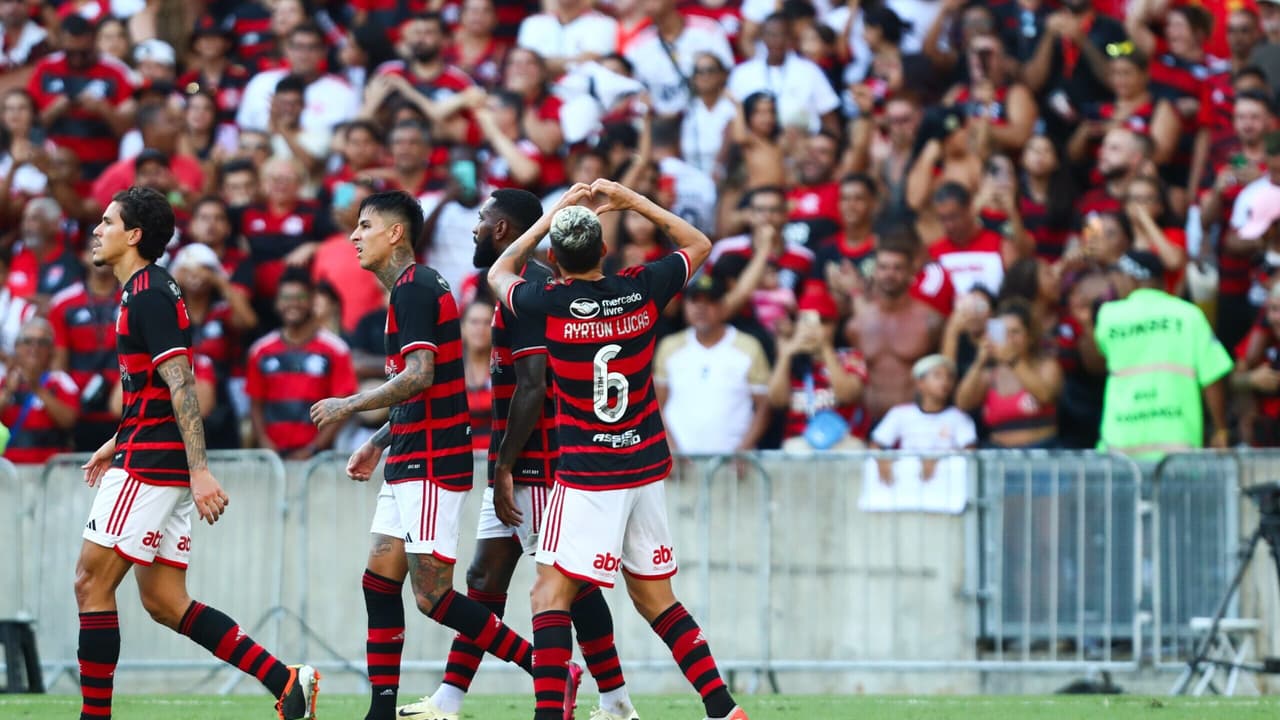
0, 0, 1277, 463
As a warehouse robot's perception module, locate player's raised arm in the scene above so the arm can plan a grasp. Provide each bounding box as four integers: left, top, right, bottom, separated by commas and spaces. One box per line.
590, 178, 713, 272
488, 183, 593, 306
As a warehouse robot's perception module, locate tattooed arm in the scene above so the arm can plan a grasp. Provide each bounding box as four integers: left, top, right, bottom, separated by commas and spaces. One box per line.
158, 355, 209, 472
158, 355, 228, 524
311, 349, 435, 428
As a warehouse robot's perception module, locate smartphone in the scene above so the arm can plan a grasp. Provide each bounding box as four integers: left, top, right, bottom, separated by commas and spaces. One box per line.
450, 159, 478, 199
986, 318, 1007, 346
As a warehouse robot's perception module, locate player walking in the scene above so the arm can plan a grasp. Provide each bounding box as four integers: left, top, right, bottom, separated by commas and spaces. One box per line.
398, 189, 640, 720
488, 180, 750, 720
310, 190, 544, 720
76, 187, 319, 720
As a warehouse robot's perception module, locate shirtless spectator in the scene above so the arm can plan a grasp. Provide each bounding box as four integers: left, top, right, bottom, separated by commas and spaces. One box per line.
847, 228, 944, 425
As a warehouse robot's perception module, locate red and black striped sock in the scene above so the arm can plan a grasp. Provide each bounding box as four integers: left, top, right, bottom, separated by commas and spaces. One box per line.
441, 588, 507, 691
179, 601, 291, 698
428, 589, 532, 673
651, 603, 735, 719
531, 610, 573, 720
571, 585, 625, 692
363, 570, 405, 720
79, 611, 119, 720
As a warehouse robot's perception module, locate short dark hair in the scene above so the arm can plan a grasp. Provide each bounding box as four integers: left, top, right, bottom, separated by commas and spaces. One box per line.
650, 117, 683, 150
744, 185, 786, 208
490, 188, 544, 237
1171, 4, 1213, 37
877, 226, 921, 259
410, 11, 447, 33
219, 158, 257, 180
112, 187, 175, 262
274, 74, 308, 96
191, 194, 229, 218
1237, 89, 1276, 115
390, 119, 431, 144
359, 190, 425, 252
344, 119, 384, 144
61, 14, 94, 38
840, 172, 879, 198
932, 181, 972, 208
136, 102, 168, 130
279, 266, 314, 291
288, 21, 325, 44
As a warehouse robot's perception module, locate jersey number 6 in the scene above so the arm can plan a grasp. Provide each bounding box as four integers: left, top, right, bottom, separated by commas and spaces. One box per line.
593, 344, 628, 423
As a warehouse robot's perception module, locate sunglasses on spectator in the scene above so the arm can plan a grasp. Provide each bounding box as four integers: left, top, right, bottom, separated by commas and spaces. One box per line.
240, 141, 269, 152
692, 65, 723, 75
16, 336, 52, 347
1227, 24, 1254, 34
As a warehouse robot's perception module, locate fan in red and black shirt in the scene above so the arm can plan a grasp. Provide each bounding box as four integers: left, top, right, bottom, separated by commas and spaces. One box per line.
491, 181, 744, 720
0, 317, 80, 464
475, 90, 566, 196
247, 269, 356, 459
315, 191, 538, 720
27, 15, 135, 182
177, 15, 252, 127
49, 260, 120, 452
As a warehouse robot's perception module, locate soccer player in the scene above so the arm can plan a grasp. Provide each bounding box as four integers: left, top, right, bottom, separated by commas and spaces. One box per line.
310, 191, 542, 720
398, 189, 640, 720
75, 187, 319, 720
488, 180, 750, 720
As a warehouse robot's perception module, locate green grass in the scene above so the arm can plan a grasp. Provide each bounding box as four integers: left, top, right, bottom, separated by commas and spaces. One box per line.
3, 694, 1280, 719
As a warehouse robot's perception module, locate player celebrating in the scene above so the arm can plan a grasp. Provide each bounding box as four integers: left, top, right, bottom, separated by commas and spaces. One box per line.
488, 180, 750, 720
76, 187, 319, 720
398, 189, 640, 720
310, 190, 542, 720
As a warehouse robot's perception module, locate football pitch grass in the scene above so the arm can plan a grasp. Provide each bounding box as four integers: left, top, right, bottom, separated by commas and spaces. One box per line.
3, 694, 1280, 719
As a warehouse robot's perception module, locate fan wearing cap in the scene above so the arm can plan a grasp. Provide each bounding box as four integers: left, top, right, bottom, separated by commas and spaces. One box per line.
766, 280, 868, 450
655, 272, 773, 454
1095, 250, 1233, 458
869, 354, 977, 484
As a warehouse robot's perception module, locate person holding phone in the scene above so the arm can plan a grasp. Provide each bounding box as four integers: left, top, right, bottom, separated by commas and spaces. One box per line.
955, 299, 1063, 449
942, 31, 1037, 153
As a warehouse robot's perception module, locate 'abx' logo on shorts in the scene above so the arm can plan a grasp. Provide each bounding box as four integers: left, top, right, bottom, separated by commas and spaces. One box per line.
592, 552, 622, 572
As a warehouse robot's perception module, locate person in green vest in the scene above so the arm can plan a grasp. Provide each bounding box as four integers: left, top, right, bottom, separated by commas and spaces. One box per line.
1095, 250, 1233, 459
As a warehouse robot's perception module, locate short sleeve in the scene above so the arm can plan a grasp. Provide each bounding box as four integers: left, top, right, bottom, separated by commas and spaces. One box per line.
653, 335, 677, 386
393, 280, 441, 355
245, 346, 265, 399
640, 251, 693, 309
954, 412, 979, 448
1194, 311, 1233, 386
870, 408, 901, 448
509, 279, 549, 319
26, 65, 51, 110
129, 290, 189, 365
49, 300, 69, 350
193, 354, 216, 385
47, 371, 81, 413
507, 304, 547, 358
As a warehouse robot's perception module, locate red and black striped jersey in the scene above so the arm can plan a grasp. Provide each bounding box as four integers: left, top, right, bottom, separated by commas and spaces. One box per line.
246, 328, 357, 453
385, 264, 472, 489
26, 53, 133, 179
0, 369, 79, 464
1148, 43, 1228, 117
49, 283, 120, 424
229, 1, 275, 70
488, 260, 557, 487
176, 64, 252, 126
113, 264, 194, 487
241, 201, 326, 299
507, 251, 692, 490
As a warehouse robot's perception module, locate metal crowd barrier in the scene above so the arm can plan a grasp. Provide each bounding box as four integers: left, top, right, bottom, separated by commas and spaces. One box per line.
20, 451, 286, 691
3, 449, 1270, 693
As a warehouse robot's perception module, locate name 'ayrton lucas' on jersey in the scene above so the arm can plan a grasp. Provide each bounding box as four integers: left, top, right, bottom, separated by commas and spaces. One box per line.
559, 292, 651, 341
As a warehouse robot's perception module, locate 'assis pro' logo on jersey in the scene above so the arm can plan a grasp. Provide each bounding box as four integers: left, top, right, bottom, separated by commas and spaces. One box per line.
569, 298, 600, 319
592, 430, 641, 448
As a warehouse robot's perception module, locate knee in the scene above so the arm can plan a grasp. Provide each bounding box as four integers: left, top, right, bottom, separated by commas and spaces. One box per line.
73, 563, 99, 609
412, 587, 444, 617
465, 563, 492, 594
627, 582, 676, 623
139, 588, 188, 630
530, 572, 574, 615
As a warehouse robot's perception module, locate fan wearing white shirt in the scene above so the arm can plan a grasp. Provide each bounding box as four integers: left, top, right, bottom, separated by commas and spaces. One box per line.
236, 23, 358, 135
681, 52, 736, 176
625, 0, 734, 117
727, 13, 841, 135
870, 354, 977, 484
515, 0, 618, 77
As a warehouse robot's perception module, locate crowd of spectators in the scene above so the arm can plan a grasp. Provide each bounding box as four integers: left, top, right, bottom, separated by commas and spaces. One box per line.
0, 0, 1277, 463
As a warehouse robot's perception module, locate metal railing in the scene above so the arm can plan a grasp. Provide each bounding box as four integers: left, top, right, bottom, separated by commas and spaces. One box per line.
1, 448, 1269, 694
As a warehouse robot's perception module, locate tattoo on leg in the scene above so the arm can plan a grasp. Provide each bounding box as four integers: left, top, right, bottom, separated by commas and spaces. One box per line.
370, 536, 395, 558
408, 553, 454, 611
